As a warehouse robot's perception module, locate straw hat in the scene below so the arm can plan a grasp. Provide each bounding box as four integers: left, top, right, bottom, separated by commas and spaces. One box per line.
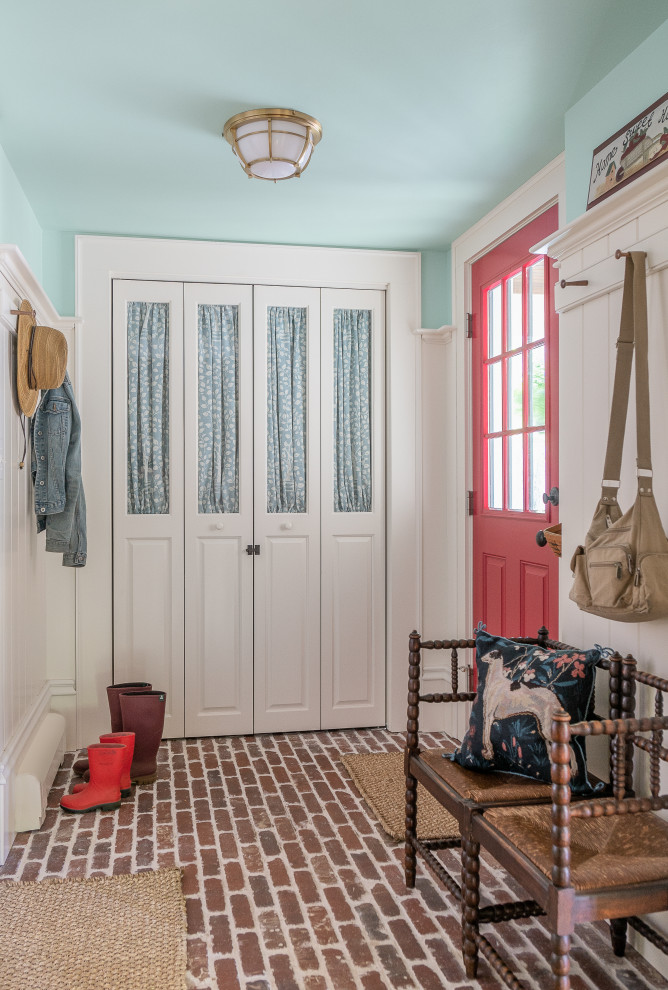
15, 300, 68, 416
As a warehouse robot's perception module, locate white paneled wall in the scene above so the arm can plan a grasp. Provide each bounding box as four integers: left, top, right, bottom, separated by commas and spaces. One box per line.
546, 166, 668, 972
0, 246, 76, 864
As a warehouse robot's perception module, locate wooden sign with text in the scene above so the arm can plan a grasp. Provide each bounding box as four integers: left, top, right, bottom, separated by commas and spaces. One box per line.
587, 92, 668, 209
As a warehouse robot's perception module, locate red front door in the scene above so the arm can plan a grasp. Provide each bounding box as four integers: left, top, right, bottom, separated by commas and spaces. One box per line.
472, 207, 559, 638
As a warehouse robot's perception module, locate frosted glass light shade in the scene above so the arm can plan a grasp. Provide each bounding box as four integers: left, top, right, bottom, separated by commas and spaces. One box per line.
223, 108, 322, 181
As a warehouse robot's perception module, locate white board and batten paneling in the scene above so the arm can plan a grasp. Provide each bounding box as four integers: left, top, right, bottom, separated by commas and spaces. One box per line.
112, 277, 388, 738
543, 167, 668, 675
0, 246, 75, 865
542, 165, 668, 973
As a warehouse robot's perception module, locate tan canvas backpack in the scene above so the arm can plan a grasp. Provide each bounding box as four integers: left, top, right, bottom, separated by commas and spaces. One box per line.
570, 251, 668, 621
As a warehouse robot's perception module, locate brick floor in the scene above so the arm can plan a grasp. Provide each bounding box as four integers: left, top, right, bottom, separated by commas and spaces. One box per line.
1, 728, 667, 990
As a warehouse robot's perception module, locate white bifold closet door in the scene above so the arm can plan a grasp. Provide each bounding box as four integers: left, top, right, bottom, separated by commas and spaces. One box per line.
113, 279, 385, 739
253, 286, 321, 733
112, 280, 185, 737
320, 289, 385, 729
183, 283, 254, 737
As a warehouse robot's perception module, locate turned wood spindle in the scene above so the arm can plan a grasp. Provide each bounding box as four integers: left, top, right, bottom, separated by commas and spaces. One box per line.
551, 709, 572, 889
461, 835, 481, 979
622, 654, 637, 796
404, 631, 422, 889
451, 647, 459, 695
651, 690, 664, 798
551, 932, 571, 990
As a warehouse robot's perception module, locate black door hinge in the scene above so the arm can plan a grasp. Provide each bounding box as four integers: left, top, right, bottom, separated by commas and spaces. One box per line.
465, 313, 473, 338
246, 544, 261, 556
466, 491, 475, 515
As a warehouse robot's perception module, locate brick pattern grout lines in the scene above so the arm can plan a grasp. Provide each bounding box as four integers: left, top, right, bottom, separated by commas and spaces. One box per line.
1, 728, 667, 990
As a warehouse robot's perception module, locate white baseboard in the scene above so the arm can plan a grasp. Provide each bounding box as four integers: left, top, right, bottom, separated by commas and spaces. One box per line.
0, 679, 75, 865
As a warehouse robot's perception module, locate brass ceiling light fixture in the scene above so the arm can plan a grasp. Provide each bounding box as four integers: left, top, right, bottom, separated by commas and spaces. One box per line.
222, 108, 322, 181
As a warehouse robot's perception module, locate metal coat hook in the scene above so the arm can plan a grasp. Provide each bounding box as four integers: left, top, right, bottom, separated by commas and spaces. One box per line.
615, 250, 630, 259
560, 279, 589, 288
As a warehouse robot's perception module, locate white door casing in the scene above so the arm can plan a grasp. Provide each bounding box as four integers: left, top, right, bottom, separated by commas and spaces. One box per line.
76, 236, 420, 746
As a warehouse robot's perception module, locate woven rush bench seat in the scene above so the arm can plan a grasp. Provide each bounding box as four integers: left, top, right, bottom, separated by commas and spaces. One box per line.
418, 749, 550, 805
480, 803, 668, 890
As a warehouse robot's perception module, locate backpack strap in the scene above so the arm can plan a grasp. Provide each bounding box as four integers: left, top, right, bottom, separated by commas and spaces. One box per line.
600, 251, 649, 504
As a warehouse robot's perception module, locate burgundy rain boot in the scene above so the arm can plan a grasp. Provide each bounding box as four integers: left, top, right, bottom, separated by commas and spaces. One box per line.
72, 732, 136, 798
72, 682, 151, 777
60, 743, 126, 814
119, 691, 167, 784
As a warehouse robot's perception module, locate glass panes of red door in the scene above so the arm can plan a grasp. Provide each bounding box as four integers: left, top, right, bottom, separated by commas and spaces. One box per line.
483, 259, 548, 514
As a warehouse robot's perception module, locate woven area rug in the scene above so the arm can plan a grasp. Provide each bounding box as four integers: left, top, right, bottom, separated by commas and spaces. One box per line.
0, 868, 186, 990
340, 750, 459, 842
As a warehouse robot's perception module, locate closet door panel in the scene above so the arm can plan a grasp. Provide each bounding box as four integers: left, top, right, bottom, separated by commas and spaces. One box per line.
253, 286, 321, 732
320, 289, 386, 728
112, 280, 184, 738
183, 283, 253, 736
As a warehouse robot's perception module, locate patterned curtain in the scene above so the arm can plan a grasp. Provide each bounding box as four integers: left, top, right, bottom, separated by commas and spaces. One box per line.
334, 308, 372, 512
198, 304, 239, 513
266, 306, 307, 513
127, 302, 170, 514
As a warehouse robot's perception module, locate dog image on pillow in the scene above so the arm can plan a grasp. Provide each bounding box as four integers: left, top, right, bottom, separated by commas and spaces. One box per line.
479, 648, 578, 775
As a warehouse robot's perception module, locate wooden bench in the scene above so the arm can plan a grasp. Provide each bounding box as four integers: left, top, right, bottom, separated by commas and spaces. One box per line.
403, 629, 654, 988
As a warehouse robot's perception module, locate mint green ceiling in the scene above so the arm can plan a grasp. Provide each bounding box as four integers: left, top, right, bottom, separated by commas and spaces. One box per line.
1, 1, 666, 252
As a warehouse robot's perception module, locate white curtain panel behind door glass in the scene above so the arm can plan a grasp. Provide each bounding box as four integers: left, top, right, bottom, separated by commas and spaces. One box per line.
126, 302, 170, 514
333, 308, 372, 512
266, 306, 307, 513
198, 304, 239, 513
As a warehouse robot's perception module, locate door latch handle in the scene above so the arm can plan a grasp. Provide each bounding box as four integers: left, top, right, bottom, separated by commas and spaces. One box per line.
245, 544, 260, 556
542, 487, 559, 506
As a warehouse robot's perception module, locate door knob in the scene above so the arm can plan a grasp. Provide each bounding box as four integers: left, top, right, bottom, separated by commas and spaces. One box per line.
281, 522, 293, 530
536, 530, 548, 547
214, 522, 224, 531
542, 486, 559, 506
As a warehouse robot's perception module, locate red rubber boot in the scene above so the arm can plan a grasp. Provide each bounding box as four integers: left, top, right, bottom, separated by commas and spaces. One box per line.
72, 732, 136, 798
119, 691, 166, 784
60, 743, 126, 814
72, 682, 150, 777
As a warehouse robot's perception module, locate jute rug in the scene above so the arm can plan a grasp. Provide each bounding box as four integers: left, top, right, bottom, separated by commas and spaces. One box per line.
340, 750, 459, 842
0, 868, 187, 990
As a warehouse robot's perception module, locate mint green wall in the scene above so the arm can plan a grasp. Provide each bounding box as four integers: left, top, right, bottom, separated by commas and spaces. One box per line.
42, 231, 76, 316
421, 249, 452, 328
0, 142, 43, 281
565, 18, 668, 221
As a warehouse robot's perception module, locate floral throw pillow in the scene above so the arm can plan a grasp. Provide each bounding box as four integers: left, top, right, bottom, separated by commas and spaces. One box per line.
450, 630, 605, 794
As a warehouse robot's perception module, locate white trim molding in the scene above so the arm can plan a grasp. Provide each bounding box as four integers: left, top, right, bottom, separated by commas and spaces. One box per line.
413, 324, 456, 343
0, 244, 79, 330
0, 679, 74, 864
449, 153, 566, 638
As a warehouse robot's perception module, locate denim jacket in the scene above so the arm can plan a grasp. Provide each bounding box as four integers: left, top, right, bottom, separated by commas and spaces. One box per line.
30, 373, 87, 567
